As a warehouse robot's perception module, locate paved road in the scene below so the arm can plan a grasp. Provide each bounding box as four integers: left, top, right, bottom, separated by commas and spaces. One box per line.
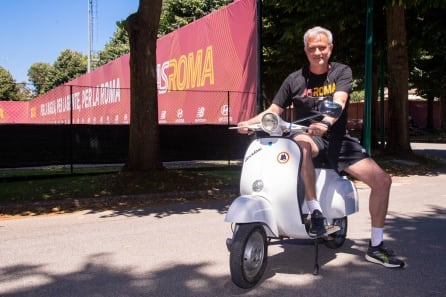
411, 142, 446, 161
1, 143, 445, 297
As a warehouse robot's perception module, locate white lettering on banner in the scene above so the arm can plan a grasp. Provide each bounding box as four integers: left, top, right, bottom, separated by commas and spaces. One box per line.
194, 106, 207, 123
99, 78, 121, 105
159, 110, 167, 123
196, 106, 205, 118
175, 108, 185, 123
73, 92, 81, 111
40, 100, 56, 116
157, 61, 169, 94
160, 110, 167, 120
38, 78, 121, 117
218, 104, 231, 123
82, 88, 93, 109
56, 95, 71, 113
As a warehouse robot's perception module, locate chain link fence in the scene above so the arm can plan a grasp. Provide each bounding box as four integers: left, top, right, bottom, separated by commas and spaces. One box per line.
0, 85, 253, 174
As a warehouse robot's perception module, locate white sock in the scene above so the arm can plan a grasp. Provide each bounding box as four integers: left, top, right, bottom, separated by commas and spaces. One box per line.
371, 227, 383, 247
307, 199, 322, 213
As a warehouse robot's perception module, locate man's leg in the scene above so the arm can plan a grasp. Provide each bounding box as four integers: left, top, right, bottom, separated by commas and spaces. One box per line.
343, 157, 405, 268
294, 135, 326, 237
343, 157, 391, 229
294, 134, 322, 207
296, 139, 318, 203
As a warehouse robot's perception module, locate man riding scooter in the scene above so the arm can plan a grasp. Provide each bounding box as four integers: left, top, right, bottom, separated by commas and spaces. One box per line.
238, 26, 405, 268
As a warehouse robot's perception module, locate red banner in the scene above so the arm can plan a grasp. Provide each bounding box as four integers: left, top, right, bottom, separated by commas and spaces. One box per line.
1, 0, 258, 125
0, 101, 29, 123
157, 0, 258, 124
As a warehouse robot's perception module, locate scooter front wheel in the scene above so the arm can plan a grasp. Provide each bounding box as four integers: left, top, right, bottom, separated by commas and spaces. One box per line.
229, 223, 268, 289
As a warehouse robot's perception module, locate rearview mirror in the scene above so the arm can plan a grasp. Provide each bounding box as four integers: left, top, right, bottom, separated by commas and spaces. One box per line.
318, 100, 342, 119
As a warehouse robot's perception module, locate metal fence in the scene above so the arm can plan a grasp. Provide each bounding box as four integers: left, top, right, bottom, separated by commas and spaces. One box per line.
0, 85, 254, 174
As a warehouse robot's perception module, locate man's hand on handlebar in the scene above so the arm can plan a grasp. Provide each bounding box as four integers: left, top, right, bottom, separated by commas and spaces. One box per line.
237, 121, 254, 135
308, 122, 329, 136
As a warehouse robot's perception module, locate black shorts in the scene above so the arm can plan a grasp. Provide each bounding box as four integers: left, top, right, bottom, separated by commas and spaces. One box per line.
335, 134, 369, 172
313, 133, 369, 173
289, 133, 329, 155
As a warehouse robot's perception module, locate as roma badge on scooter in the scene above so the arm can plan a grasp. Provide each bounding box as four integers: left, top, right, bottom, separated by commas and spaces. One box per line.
277, 152, 290, 164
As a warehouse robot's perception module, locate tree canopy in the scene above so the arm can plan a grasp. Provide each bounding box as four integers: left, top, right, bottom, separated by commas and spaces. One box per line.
0, 66, 21, 101
48, 49, 87, 88
97, 21, 130, 67
27, 62, 52, 95
158, 0, 232, 36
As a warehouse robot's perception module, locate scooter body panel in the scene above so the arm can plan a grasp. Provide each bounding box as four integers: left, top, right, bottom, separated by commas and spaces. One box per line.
226, 136, 359, 240
228, 137, 308, 239
224, 195, 278, 237
314, 169, 359, 223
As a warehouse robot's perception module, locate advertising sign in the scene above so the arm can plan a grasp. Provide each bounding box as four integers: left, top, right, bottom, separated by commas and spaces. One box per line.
2, 0, 258, 125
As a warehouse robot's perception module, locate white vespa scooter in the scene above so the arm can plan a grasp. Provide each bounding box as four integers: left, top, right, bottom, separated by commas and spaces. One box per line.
225, 100, 359, 288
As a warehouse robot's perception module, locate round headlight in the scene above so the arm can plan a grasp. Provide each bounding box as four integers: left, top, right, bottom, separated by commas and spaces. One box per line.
261, 113, 278, 133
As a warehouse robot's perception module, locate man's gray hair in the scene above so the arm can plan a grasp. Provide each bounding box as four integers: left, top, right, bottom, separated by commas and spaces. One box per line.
303, 26, 333, 47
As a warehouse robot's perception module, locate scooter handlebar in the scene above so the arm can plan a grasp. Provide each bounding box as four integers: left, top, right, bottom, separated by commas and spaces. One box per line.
229, 117, 308, 136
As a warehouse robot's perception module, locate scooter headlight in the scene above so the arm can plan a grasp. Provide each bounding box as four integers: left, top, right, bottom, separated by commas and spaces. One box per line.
252, 179, 264, 192
261, 112, 279, 134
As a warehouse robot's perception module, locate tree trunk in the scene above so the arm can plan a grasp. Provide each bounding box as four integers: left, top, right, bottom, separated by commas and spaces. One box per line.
441, 77, 446, 132
426, 96, 434, 130
385, 4, 411, 154
124, 0, 163, 171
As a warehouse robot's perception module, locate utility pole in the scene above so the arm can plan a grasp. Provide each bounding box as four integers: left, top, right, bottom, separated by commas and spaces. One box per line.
87, 0, 97, 72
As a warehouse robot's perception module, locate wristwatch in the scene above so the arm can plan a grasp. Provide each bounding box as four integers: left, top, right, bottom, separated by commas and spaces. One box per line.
321, 118, 332, 130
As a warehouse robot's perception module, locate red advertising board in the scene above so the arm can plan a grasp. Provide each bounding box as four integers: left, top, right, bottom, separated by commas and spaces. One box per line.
0, 101, 29, 123
1, 0, 257, 125
28, 56, 131, 124
156, 0, 258, 124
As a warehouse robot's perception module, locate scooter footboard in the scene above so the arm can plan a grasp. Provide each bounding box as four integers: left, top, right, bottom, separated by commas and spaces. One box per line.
225, 195, 278, 237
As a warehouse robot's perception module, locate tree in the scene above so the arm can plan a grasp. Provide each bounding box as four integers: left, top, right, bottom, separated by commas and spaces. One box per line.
15, 83, 33, 101
385, 2, 411, 154
158, 0, 232, 36
0, 66, 20, 101
261, 0, 366, 101
124, 0, 163, 171
97, 21, 130, 67
260, 0, 446, 154
28, 62, 53, 96
407, 4, 446, 132
48, 49, 87, 89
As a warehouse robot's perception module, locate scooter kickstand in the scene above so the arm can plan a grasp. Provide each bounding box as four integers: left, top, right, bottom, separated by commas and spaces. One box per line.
313, 238, 320, 275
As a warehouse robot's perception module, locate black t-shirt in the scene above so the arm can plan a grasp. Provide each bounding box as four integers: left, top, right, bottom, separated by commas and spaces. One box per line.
272, 62, 352, 136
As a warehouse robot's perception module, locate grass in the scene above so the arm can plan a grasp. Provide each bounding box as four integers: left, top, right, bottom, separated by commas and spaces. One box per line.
0, 164, 242, 216
0, 165, 121, 179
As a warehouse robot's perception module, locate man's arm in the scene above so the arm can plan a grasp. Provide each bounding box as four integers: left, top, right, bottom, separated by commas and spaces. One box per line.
322, 90, 348, 126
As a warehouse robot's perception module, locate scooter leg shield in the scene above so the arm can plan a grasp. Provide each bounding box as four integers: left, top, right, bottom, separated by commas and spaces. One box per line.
316, 169, 359, 220
225, 195, 278, 237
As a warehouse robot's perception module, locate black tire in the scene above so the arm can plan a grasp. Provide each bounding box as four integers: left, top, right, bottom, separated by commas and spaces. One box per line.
324, 217, 348, 249
229, 223, 268, 289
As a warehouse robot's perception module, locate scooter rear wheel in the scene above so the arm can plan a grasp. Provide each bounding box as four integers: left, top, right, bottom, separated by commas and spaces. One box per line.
324, 217, 348, 249
229, 223, 267, 289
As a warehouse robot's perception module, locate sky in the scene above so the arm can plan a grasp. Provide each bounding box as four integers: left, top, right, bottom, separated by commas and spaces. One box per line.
0, 0, 139, 84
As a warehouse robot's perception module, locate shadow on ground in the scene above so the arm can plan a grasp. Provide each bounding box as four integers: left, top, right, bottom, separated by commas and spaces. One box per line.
1, 206, 445, 297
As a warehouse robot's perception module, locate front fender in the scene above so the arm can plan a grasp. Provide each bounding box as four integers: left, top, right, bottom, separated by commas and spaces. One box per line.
225, 195, 278, 237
